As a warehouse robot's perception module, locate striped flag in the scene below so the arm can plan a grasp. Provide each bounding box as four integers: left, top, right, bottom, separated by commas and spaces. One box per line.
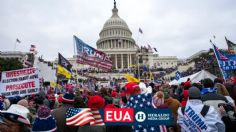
30, 45, 37, 54
225, 37, 236, 54
212, 44, 228, 61
74, 35, 112, 71
66, 108, 104, 126
66, 108, 95, 126
91, 109, 104, 125
159, 125, 167, 132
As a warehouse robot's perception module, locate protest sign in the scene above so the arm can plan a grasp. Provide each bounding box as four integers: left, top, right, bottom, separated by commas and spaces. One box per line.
0, 67, 39, 97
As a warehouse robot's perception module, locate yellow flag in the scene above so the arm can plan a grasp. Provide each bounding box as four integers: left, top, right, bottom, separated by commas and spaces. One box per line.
150, 72, 154, 80
57, 65, 71, 79
50, 82, 62, 88
125, 74, 140, 83
50, 82, 57, 87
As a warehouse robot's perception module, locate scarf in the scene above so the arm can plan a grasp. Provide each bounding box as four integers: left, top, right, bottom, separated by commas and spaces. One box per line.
201, 87, 217, 95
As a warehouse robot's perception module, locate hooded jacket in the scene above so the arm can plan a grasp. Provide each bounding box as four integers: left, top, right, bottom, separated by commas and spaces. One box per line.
201, 88, 228, 112
177, 99, 225, 132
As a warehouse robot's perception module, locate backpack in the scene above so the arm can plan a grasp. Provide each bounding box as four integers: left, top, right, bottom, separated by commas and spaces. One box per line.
181, 105, 210, 117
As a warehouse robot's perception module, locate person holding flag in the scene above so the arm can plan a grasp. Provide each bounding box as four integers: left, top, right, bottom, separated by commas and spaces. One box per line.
175, 71, 181, 81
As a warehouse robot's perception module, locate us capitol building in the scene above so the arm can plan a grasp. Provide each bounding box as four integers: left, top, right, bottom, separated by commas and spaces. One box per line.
69, 1, 178, 70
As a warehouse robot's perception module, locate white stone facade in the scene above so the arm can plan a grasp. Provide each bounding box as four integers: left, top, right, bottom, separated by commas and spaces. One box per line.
0, 51, 28, 62
96, 2, 138, 69
153, 55, 178, 69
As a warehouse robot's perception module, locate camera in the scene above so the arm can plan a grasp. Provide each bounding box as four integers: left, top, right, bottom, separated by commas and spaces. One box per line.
218, 103, 234, 112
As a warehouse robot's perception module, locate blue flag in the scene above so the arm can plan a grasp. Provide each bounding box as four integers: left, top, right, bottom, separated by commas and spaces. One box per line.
212, 44, 236, 79
143, 65, 149, 71
74, 35, 112, 71
175, 71, 181, 80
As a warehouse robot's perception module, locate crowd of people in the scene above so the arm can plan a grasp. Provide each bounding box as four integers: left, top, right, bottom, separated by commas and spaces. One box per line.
0, 76, 236, 132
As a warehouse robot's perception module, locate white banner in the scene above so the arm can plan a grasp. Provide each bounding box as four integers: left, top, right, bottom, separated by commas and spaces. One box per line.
0, 67, 39, 97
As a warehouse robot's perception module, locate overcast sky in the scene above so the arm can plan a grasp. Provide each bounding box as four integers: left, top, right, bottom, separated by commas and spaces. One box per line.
1, 0, 236, 60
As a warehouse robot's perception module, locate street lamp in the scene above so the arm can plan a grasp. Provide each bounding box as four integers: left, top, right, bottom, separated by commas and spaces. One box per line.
136, 52, 142, 80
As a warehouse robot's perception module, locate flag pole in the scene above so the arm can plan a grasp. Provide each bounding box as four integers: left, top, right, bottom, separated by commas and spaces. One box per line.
136, 29, 141, 80
73, 36, 79, 90
210, 40, 226, 80
14, 40, 17, 51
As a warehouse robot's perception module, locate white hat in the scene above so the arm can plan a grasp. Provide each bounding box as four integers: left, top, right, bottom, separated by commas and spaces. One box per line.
0, 104, 30, 125
139, 82, 147, 94
139, 82, 152, 94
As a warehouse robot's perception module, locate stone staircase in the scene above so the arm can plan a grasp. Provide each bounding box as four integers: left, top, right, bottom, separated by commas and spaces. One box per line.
163, 62, 195, 79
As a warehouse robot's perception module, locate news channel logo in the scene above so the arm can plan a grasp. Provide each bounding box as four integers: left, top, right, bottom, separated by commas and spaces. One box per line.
135, 111, 146, 122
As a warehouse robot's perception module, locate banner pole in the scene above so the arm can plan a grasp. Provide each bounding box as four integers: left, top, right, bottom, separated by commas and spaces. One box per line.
211, 42, 226, 80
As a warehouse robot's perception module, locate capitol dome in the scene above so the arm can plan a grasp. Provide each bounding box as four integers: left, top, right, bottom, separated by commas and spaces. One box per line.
97, 0, 137, 69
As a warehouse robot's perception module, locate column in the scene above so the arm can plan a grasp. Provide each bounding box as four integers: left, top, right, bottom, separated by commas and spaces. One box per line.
127, 54, 130, 68
111, 40, 113, 49
115, 54, 118, 69
121, 54, 123, 69
129, 54, 132, 66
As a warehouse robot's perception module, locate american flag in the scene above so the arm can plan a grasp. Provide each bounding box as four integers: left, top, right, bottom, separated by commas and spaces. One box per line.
126, 93, 152, 109
91, 109, 105, 125
74, 35, 112, 71
126, 93, 167, 132
66, 108, 95, 126
212, 44, 228, 61
135, 125, 167, 132
30, 44, 37, 54
66, 108, 104, 126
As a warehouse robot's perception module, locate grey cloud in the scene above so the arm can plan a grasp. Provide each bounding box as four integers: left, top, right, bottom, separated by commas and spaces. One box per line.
0, 0, 236, 60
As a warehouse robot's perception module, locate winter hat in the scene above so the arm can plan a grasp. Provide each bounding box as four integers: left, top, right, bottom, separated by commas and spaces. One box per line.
152, 91, 165, 108
111, 91, 118, 97
120, 92, 125, 97
37, 105, 51, 118
146, 86, 153, 94
62, 93, 74, 104
188, 87, 201, 99
32, 105, 57, 132
17, 99, 29, 108
47, 94, 55, 101
139, 82, 147, 94
124, 82, 140, 95
88, 96, 105, 109
64, 84, 74, 93
0, 104, 30, 126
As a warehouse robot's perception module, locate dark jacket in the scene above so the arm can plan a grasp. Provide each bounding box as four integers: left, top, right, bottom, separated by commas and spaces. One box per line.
202, 92, 228, 111
51, 103, 78, 132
